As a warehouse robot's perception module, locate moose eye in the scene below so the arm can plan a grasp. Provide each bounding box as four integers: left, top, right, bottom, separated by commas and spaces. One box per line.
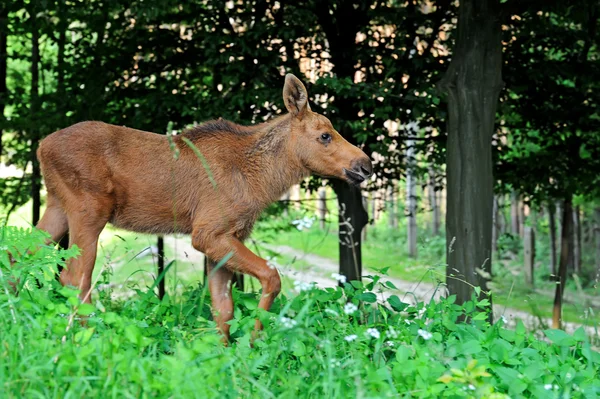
320, 133, 332, 143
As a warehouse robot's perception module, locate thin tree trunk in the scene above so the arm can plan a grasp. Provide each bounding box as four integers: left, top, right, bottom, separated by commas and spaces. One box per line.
518, 198, 525, 237
548, 202, 557, 276
573, 206, 581, 274
30, 5, 41, 225
406, 137, 417, 258
439, 0, 502, 308
0, 5, 7, 159
333, 181, 368, 282
317, 187, 327, 229
388, 185, 397, 228
429, 168, 440, 235
492, 195, 499, 253
157, 236, 165, 300
595, 208, 600, 277
510, 191, 519, 236
552, 197, 574, 329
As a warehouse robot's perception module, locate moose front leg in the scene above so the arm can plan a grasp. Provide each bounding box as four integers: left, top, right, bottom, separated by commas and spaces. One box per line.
192, 231, 281, 341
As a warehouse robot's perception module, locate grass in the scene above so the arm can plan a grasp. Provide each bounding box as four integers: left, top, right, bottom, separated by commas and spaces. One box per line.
2, 225, 599, 398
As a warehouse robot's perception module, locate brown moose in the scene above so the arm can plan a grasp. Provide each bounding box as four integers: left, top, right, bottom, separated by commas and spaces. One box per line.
35, 74, 373, 341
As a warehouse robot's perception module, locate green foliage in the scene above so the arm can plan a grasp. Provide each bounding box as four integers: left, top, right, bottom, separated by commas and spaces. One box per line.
2, 226, 599, 397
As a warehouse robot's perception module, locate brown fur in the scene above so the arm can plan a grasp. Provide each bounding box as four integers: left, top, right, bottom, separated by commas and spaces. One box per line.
35, 74, 372, 341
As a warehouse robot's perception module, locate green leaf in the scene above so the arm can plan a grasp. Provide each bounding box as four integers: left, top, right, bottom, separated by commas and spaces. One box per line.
291, 340, 306, 357
461, 340, 482, 355
543, 329, 576, 347
388, 295, 409, 312
355, 292, 377, 303
78, 303, 96, 316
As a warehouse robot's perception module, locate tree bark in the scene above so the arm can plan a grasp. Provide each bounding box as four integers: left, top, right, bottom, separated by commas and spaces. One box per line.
492, 195, 499, 253
523, 226, 535, 287
595, 208, 600, 277
510, 191, 520, 236
333, 181, 368, 282
30, 4, 41, 225
406, 137, 418, 258
0, 5, 7, 159
428, 167, 440, 235
439, 0, 502, 307
157, 236, 166, 300
548, 202, 557, 276
388, 184, 397, 228
573, 206, 581, 274
317, 187, 327, 229
552, 197, 574, 329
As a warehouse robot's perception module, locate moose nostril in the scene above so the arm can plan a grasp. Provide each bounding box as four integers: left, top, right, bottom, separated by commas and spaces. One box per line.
358, 158, 373, 177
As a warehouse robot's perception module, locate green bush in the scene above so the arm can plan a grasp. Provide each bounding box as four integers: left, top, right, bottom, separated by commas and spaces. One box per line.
1, 226, 599, 398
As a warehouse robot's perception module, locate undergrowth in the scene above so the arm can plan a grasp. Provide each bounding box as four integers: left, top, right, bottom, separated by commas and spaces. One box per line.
1, 226, 599, 398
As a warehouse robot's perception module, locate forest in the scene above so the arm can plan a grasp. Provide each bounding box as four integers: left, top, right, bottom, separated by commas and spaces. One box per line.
1, 0, 599, 397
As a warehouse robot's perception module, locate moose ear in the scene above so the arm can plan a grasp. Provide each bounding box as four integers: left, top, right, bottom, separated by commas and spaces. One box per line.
283, 74, 310, 119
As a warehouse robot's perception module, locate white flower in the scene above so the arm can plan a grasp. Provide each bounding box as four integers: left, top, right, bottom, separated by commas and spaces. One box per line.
291, 216, 314, 231
279, 316, 297, 329
293, 280, 313, 292
387, 326, 398, 339
544, 384, 553, 390
344, 302, 358, 315
385, 341, 394, 347
468, 384, 476, 391
344, 334, 358, 342
417, 329, 433, 340
331, 273, 347, 284
500, 315, 508, 324
365, 328, 380, 339
329, 358, 341, 367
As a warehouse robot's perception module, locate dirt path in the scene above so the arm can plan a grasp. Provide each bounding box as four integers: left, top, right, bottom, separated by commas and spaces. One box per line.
265, 244, 598, 337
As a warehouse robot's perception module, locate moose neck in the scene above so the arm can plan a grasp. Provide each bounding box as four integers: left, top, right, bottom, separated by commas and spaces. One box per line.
245, 114, 309, 206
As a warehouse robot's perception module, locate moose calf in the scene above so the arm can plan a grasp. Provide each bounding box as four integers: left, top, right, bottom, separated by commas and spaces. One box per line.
35, 74, 373, 341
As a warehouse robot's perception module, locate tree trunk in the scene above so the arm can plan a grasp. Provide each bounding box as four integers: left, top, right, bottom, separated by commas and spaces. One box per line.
428, 168, 440, 235
157, 236, 166, 300
523, 226, 535, 287
333, 181, 368, 282
548, 202, 557, 276
552, 197, 574, 329
0, 5, 7, 159
595, 208, 600, 276
510, 191, 519, 236
361, 195, 369, 242
317, 187, 327, 229
30, 5, 41, 225
518, 198, 526, 237
406, 137, 418, 258
492, 195, 499, 253
388, 184, 397, 228
573, 206, 581, 274
439, 0, 502, 307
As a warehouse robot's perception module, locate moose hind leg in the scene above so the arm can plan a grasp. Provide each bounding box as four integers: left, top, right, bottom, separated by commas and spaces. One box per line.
35, 194, 68, 244
60, 201, 110, 303
206, 257, 234, 343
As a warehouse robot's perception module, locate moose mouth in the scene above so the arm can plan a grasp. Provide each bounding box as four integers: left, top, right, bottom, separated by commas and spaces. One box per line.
343, 168, 366, 186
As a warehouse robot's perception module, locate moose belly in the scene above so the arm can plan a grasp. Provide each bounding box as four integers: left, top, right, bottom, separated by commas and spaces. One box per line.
108, 189, 194, 235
